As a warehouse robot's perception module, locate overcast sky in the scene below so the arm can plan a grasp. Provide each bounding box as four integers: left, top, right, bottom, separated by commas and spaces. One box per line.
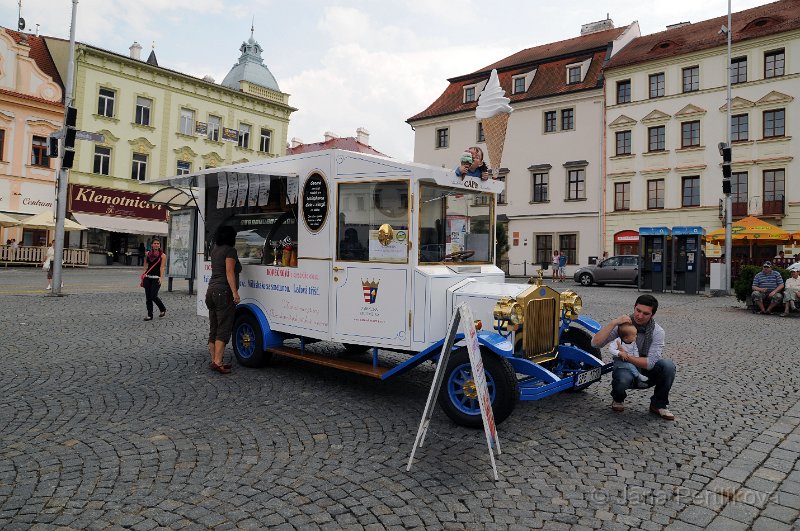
2, 0, 773, 161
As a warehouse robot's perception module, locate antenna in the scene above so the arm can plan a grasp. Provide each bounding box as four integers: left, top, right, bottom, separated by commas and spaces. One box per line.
251, 16, 255, 39
17, 0, 25, 31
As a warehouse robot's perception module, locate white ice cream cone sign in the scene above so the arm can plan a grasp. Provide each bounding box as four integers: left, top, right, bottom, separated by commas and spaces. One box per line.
476, 69, 513, 176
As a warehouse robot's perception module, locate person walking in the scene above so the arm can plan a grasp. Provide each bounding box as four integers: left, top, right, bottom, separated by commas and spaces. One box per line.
43, 239, 55, 290
206, 226, 241, 374
141, 237, 167, 321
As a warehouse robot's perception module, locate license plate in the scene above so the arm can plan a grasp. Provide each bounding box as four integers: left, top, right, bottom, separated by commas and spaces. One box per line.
575, 367, 602, 387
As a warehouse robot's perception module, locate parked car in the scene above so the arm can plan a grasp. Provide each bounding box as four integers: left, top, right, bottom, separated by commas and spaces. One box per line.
573, 255, 640, 286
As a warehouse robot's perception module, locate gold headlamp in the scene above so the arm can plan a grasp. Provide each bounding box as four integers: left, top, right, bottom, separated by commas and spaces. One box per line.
560, 290, 583, 320
493, 296, 524, 331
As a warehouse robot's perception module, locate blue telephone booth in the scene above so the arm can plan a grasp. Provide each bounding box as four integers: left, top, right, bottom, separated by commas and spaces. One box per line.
639, 227, 669, 292
671, 226, 706, 294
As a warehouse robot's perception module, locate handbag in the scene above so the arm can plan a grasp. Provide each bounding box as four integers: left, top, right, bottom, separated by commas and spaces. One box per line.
140, 255, 162, 287
43, 259, 51, 271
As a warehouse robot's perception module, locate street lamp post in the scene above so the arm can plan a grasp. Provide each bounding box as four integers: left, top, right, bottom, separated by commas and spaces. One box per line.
51, 0, 78, 296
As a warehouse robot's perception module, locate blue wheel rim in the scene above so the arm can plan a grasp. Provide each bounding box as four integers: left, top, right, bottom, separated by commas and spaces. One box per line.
446, 362, 496, 416
236, 322, 256, 359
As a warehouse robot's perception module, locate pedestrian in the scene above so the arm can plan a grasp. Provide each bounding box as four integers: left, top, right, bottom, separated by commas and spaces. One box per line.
551, 250, 560, 281
43, 239, 55, 290
137, 241, 146, 266
751, 261, 784, 315
141, 237, 167, 321
558, 251, 567, 282
591, 294, 676, 421
206, 225, 241, 374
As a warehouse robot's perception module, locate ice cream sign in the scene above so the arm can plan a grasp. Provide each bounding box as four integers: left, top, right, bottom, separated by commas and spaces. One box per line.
476, 69, 513, 176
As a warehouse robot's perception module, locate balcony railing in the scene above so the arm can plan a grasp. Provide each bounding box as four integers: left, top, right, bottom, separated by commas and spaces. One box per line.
762, 196, 785, 216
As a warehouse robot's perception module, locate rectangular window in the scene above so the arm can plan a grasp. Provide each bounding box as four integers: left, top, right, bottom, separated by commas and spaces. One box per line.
207, 115, 221, 142
260, 128, 272, 152
476, 123, 484, 143
765, 49, 785, 78
559, 234, 576, 265
568, 66, 581, 84
567, 169, 585, 200
131, 153, 147, 181
763, 109, 785, 138
497, 176, 506, 205
0, 129, 4, 160
536, 235, 552, 265
649, 73, 665, 98
238, 124, 251, 149
615, 130, 631, 155
681, 121, 700, 148
682, 66, 699, 92
544, 111, 556, 133
682, 176, 700, 207
561, 109, 574, 131
614, 182, 630, 211
97, 88, 115, 117
763, 169, 785, 202
435, 127, 449, 148
731, 114, 749, 142
177, 161, 191, 176
464, 86, 475, 103
647, 179, 665, 209
135, 96, 152, 126
731, 56, 747, 84
532, 173, 548, 202
93, 146, 110, 175
513, 77, 525, 94
31, 136, 49, 167
648, 125, 665, 151
731, 172, 748, 204
617, 80, 631, 104
179, 108, 194, 135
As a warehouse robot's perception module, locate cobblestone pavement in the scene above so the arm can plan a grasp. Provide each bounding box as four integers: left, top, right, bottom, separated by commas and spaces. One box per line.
1, 267, 799, 530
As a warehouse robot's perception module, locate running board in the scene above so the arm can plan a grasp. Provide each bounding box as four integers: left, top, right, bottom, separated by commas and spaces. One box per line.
266, 346, 390, 379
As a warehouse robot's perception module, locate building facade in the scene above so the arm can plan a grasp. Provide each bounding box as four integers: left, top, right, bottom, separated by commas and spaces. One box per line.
603, 0, 799, 259
0, 28, 63, 247
44, 31, 295, 264
408, 21, 639, 276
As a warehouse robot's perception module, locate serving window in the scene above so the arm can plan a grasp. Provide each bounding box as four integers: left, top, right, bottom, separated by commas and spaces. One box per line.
337, 181, 409, 263
204, 172, 299, 266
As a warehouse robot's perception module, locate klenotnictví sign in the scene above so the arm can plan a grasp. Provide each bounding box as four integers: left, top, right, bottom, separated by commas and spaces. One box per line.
69, 184, 167, 221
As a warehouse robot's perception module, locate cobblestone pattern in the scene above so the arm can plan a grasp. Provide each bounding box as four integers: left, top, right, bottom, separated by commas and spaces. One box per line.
1, 268, 799, 529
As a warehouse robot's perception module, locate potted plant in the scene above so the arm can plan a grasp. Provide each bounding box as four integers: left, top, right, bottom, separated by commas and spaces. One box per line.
106, 251, 114, 265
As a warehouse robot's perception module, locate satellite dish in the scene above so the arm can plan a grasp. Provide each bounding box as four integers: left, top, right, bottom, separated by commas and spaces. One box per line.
18, 17, 25, 31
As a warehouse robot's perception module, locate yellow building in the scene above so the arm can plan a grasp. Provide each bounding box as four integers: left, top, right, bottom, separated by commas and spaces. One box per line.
44, 30, 295, 264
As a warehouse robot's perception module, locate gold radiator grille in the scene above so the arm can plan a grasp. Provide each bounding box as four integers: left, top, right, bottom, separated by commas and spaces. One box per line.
523, 298, 558, 358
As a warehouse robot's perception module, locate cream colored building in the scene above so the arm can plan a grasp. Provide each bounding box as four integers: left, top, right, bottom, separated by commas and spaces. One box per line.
44, 31, 295, 263
603, 0, 799, 259
408, 20, 639, 276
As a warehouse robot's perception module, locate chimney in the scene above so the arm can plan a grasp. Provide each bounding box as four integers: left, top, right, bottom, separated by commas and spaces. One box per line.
580, 15, 615, 35
324, 131, 339, 142
129, 41, 142, 60
291, 138, 303, 148
356, 127, 370, 145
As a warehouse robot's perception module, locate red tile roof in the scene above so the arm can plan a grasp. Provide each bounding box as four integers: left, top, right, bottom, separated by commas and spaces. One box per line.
3, 28, 64, 95
606, 0, 800, 70
408, 26, 628, 122
287, 137, 388, 157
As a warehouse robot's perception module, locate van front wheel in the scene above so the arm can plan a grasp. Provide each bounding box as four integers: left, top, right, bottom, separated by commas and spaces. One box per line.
437, 348, 518, 428
233, 314, 274, 367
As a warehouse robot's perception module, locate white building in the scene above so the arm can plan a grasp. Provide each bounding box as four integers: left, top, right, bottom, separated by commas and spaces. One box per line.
408, 20, 639, 276
603, 0, 799, 260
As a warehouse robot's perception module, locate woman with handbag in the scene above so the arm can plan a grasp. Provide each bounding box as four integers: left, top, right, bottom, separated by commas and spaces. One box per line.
43, 240, 55, 290
141, 237, 167, 321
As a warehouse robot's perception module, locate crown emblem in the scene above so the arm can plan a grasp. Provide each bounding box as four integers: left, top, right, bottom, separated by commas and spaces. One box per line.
362, 279, 380, 304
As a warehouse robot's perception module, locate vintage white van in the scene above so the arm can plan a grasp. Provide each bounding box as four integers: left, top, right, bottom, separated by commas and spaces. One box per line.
155, 150, 609, 427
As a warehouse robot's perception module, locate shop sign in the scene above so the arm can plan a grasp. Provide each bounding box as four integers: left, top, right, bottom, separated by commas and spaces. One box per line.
0, 179, 55, 214
69, 184, 166, 221
614, 230, 639, 243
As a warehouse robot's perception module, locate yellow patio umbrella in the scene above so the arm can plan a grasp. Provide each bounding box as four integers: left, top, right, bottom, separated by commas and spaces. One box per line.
708, 216, 790, 258
17, 211, 87, 231
0, 213, 19, 227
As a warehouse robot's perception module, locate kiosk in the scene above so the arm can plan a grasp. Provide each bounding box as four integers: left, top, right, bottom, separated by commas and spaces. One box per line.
671, 226, 705, 294
638, 227, 669, 292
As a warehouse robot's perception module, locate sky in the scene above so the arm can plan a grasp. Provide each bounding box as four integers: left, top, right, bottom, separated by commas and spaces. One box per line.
1, 0, 775, 161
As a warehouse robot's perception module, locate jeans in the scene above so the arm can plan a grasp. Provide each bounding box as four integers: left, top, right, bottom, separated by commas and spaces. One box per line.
143, 277, 166, 317
611, 358, 675, 409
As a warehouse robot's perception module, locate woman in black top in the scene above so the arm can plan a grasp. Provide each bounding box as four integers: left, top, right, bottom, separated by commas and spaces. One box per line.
141, 238, 167, 321
206, 226, 241, 374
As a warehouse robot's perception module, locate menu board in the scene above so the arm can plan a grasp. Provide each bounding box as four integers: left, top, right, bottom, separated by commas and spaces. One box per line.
167, 208, 195, 279
302, 173, 328, 233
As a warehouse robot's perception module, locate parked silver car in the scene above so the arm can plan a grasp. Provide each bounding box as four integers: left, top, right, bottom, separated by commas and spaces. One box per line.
573, 255, 640, 286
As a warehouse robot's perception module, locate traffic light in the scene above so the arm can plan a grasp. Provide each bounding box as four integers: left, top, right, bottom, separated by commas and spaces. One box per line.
62, 106, 77, 169
48, 135, 59, 158
720, 142, 732, 194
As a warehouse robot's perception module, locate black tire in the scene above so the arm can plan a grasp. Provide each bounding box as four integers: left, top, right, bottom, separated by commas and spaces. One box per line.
437, 347, 518, 428
578, 272, 593, 286
232, 313, 274, 367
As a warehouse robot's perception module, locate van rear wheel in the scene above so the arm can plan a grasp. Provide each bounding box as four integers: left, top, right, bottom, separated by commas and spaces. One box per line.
437, 348, 518, 428
233, 314, 274, 367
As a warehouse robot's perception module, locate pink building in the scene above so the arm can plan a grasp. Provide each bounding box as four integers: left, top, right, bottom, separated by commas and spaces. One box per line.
0, 28, 64, 246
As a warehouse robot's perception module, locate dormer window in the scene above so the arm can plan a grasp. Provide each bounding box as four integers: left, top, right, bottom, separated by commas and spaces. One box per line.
512, 76, 526, 94
565, 58, 591, 85
463, 85, 476, 103
568, 67, 581, 84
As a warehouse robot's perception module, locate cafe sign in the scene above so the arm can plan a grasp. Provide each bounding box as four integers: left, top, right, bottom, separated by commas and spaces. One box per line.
68, 184, 166, 221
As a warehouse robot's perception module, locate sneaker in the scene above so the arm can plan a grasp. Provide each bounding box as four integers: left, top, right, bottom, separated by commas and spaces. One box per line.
649, 405, 675, 421
46, 285, 51, 290
611, 401, 624, 412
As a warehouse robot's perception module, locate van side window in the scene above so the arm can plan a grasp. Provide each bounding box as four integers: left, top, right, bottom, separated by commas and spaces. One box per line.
337, 181, 409, 263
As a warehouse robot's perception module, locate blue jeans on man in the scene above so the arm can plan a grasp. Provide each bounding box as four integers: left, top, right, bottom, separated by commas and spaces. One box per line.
611, 359, 676, 409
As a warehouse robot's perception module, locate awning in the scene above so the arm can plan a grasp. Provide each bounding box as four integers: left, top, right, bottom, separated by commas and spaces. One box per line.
148, 186, 200, 210
72, 213, 167, 236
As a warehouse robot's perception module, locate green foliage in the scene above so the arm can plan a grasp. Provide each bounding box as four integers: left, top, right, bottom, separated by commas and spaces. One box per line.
734, 264, 791, 303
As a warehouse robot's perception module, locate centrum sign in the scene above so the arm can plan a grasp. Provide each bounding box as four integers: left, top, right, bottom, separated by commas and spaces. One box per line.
68, 184, 166, 221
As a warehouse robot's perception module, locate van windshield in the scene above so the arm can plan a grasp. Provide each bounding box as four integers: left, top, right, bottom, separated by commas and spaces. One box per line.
418, 184, 494, 263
